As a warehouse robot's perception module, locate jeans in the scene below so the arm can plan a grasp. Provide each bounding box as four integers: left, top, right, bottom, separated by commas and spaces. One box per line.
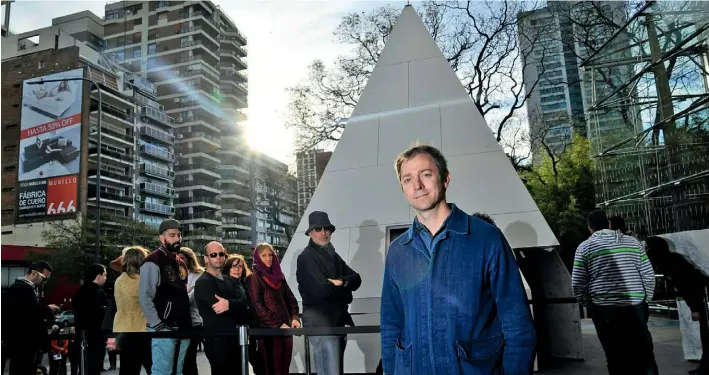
149, 328, 189, 375
310, 335, 346, 375
590, 302, 658, 375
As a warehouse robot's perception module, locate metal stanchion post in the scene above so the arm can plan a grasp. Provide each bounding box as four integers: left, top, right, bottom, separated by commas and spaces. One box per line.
304, 335, 312, 375
238, 325, 249, 375
80, 330, 87, 375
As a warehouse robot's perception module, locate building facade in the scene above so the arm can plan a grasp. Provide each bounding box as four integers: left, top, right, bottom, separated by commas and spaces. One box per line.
296, 149, 332, 216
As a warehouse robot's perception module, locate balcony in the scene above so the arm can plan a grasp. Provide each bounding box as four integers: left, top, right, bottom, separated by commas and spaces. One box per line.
175, 196, 220, 209
140, 182, 175, 198
178, 132, 221, 145
221, 189, 250, 202
141, 105, 175, 126
90, 125, 134, 146
222, 217, 252, 230
91, 101, 135, 125
141, 202, 175, 216
140, 125, 175, 145
223, 29, 247, 45
89, 147, 134, 165
178, 213, 221, 226
175, 162, 220, 174
141, 144, 175, 162
88, 167, 132, 185
87, 190, 134, 206
140, 163, 175, 180
222, 235, 252, 246
221, 204, 251, 216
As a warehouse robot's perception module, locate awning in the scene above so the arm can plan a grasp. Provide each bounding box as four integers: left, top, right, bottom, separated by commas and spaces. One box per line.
1, 245, 49, 262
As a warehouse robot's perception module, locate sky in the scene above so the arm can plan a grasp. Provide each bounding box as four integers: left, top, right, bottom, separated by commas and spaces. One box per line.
3, 0, 403, 166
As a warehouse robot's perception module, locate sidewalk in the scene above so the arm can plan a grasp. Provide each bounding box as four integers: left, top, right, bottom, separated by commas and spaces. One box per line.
542, 318, 695, 375
8, 318, 698, 375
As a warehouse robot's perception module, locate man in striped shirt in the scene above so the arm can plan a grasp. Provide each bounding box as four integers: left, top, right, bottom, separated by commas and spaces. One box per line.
572, 210, 658, 375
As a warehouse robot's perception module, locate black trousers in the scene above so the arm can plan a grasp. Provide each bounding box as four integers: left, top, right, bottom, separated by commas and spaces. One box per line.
85, 335, 106, 375
9, 347, 38, 375
117, 335, 152, 375
204, 338, 242, 375
49, 354, 67, 375
590, 302, 658, 375
183, 325, 202, 375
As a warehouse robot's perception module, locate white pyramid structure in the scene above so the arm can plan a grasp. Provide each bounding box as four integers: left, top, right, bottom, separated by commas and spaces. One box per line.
281, 6, 582, 373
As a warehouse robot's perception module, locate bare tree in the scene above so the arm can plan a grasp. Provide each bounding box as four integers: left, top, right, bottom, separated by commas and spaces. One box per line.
286, 1, 546, 153
252, 167, 300, 248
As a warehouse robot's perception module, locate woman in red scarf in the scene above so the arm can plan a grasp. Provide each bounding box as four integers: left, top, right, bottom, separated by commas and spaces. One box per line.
248, 243, 300, 375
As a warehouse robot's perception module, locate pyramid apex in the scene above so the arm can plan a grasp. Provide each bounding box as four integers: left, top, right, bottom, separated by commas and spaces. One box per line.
374, 4, 442, 67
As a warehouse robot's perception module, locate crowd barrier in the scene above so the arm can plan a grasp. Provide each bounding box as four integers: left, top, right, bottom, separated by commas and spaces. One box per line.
49, 325, 381, 375
46, 297, 586, 374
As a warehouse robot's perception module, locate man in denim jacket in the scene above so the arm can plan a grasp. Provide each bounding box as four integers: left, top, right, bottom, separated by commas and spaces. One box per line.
380, 144, 536, 375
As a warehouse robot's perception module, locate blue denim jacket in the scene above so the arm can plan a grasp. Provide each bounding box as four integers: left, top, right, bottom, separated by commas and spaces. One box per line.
380, 204, 536, 375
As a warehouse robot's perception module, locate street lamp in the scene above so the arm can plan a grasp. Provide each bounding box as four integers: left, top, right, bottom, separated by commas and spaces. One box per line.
27, 77, 103, 264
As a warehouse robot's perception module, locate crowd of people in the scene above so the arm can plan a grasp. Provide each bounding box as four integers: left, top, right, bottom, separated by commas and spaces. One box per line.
3, 143, 709, 375
2, 211, 362, 375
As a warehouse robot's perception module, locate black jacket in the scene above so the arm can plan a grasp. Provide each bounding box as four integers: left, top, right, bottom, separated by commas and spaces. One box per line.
195, 272, 250, 334
1, 278, 52, 351
662, 254, 709, 313
73, 282, 108, 336
141, 247, 192, 331
296, 240, 361, 327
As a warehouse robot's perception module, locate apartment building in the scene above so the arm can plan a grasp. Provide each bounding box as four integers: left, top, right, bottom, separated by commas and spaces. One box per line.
0, 11, 172, 243
251, 153, 298, 255
296, 149, 332, 216
518, 7, 582, 160
102, 0, 250, 250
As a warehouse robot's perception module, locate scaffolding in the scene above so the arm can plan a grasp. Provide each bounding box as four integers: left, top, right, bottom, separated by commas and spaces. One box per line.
581, 1, 709, 238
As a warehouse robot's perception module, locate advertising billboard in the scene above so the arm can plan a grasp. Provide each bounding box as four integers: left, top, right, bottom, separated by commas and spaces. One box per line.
17, 68, 83, 220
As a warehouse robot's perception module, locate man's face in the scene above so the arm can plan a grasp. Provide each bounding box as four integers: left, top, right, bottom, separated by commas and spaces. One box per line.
95, 270, 107, 286
309, 227, 332, 247
160, 229, 182, 252
34, 270, 51, 286
204, 243, 227, 271
399, 153, 450, 213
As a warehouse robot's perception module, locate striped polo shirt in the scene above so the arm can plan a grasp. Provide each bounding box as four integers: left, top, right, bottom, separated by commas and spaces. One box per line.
572, 229, 656, 307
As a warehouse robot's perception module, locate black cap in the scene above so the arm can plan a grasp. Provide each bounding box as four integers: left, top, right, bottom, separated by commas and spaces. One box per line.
159, 219, 181, 234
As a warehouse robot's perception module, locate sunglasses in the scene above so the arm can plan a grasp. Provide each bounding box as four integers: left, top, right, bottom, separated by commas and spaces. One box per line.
312, 227, 330, 233
35, 272, 48, 281
208, 252, 227, 258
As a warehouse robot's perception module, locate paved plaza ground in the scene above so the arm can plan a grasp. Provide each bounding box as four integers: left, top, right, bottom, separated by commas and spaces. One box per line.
9, 317, 699, 375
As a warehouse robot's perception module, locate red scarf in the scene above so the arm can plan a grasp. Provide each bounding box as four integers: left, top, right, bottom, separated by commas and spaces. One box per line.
261, 275, 282, 290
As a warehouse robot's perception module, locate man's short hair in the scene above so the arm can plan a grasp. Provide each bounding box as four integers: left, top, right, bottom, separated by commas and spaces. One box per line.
609, 216, 627, 234
472, 212, 496, 226
394, 142, 449, 183
84, 264, 106, 283
587, 210, 610, 232
27, 261, 52, 275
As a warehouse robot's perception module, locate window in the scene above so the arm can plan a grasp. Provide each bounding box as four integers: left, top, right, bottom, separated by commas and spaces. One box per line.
148, 43, 156, 55
133, 49, 141, 58
3, 165, 16, 172
3, 145, 16, 151
2, 187, 13, 192
38, 61, 46, 69
1, 209, 14, 215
